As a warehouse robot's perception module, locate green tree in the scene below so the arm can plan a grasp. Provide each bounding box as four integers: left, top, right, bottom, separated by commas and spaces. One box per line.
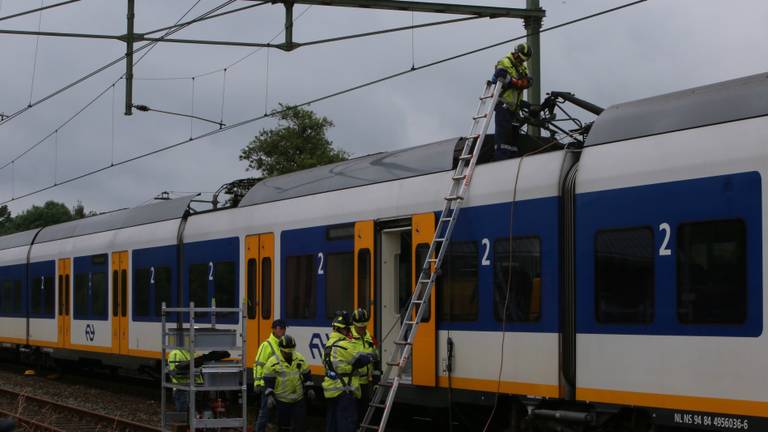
239, 104, 349, 177
0, 201, 91, 235
0, 205, 12, 235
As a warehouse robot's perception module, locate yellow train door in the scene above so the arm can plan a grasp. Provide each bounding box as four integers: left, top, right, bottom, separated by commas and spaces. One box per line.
111, 251, 129, 355
411, 213, 436, 387
245, 233, 275, 368
354, 220, 374, 336
57, 258, 71, 348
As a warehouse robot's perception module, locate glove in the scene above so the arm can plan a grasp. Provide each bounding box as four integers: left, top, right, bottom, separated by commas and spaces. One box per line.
266, 394, 277, 410
306, 389, 316, 401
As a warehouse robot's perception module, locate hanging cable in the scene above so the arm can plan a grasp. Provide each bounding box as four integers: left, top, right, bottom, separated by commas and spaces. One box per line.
0, 0, 647, 205
411, 11, 415, 70
0, 0, 226, 168
190, 77, 196, 139
111, 84, 116, 166
219, 68, 227, 127
264, 49, 270, 115
28, 0, 45, 106
53, 129, 58, 184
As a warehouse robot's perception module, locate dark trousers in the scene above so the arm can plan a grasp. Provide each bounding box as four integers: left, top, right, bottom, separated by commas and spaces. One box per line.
494, 104, 521, 160
357, 383, 371, 421
325, 393, 358, 432
276, 399, 307, 432
255, 392, 270, 432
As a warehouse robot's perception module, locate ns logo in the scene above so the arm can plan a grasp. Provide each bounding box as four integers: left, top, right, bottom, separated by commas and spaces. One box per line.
308, 332, 330, 359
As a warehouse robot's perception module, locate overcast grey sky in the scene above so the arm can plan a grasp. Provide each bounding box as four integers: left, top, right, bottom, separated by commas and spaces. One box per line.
1, 0, 767, 215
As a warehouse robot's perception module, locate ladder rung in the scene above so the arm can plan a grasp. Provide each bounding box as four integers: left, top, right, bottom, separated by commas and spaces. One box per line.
458, 154, 472, 160
411, 299, 423, 304
472, 113, 488, 120
359, 424, 379, 430
466, 134, 480, 140
386, 361, 402, 366
394, 340, 412, 346
452, 174, 466, 180
434, 236, 446, 241
403, 320, 416, 325
445, 195, 464, 201
426, 258, 437, 262
479, 94, 494, 100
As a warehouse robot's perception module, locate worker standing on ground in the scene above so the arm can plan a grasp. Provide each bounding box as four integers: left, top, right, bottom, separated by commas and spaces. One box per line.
323, 311, 373, 432
492, 43, 533, 160
253, 319, 287, 432
262, 335, 315, 432
351, 308, 378, 421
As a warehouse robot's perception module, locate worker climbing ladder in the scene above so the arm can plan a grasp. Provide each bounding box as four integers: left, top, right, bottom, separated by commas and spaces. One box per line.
359, 80, 504, 431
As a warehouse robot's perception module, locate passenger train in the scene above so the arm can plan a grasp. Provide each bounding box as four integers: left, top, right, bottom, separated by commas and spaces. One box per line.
1, 73, 767, 431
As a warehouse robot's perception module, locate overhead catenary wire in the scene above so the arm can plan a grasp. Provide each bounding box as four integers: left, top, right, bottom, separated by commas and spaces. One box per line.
0, 0, 244, 128
0, 0, 245, 170
27, 0, 45, 106
0, 0, 80, 23
0, 0, 647, 206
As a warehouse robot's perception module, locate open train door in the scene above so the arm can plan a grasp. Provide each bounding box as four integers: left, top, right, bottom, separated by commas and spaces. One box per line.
245, 233, 275, 369
354, 221, 374, 336
57, 258, 71, 348
411, 213, 436, 387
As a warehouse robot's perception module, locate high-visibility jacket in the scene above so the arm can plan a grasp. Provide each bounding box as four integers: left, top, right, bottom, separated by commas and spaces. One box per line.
168, 348, 203, 384
495, 54, 529, 111
253, 333, 282, 387
263, 352, 312, 403
322, 331, 363, 399
352, 327, 376, 385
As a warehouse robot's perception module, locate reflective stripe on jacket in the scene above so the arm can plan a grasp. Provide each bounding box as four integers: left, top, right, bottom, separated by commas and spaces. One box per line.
253, 333, 282, 386
263, 351, 311, 403
495, 55, 529, 111
168, 349, 203, 384
322, 331, 361, 399
352, 327, 376, 384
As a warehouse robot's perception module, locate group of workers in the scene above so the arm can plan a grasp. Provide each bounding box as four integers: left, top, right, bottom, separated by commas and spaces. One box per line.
252, 309, 377, 432
166, 43, 532, 431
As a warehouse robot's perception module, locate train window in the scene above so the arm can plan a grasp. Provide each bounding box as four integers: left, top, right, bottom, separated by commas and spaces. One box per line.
189, 264, 209, 316
154, 267, 172, 316
285, 255, 316, 320
0, 280, 20, 315
134, 269, 151, 317
64, 276, 70, 315
261, 257, 271, 320
247, 259, 257, 320
438, 241, 478, 322
91, 272, 108, 319
30, 276, 54, 317
595, 228, 654, 324
214, 261, 237, 320
327, 224, 354, 241
494, 237, 542, 322
325, 252, 354, 318
121, 270, 127, 317
414, 244, 431, 322
74, 273, 88, 319
357, 249, 371, 310
58, 275, 63, 316
677, 220, 746, 324
112, 270, 119, 317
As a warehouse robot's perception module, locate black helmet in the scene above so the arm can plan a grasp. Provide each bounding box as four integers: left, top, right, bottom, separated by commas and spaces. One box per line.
514, 43, 532, 61
352, 308, 369, 326
331, 311, 352, 329
279, 334, 296, 352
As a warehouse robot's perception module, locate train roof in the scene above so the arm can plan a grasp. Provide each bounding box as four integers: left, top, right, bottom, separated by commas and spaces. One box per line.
0, 195, 197, 251
238, 137, 460, 207
586, 72, 768, 146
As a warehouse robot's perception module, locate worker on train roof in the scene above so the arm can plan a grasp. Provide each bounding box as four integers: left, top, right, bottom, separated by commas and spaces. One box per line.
492, 42, 533, 160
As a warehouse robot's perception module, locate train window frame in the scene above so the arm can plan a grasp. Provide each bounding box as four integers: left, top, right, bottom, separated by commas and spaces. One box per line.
325, 252, 355, 319
73, 273, 89, 320
437, 241, 479, 322
261, 257, 272, 320
189, 263, 209, 316
594, 227, 655, 324
285, 255, 316, 320
677, 219, 747, 325
153, 267, 172, 317
112, 270, 120, 318
326, 224, 355, 241
213, 261, 237, 320
30, 275, 55, 318
0, 280, 23, 316
493, 237, 542, 323
90, 271, 108, 320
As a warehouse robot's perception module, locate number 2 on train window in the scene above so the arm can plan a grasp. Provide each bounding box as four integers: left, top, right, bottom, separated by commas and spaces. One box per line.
659, 223, 672, 256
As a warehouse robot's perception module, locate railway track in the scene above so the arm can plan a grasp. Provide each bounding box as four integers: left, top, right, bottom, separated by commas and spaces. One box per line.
0, 388, 161, 432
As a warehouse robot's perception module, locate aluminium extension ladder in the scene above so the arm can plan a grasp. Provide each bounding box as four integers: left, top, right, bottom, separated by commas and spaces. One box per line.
359, 80, 504, 431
